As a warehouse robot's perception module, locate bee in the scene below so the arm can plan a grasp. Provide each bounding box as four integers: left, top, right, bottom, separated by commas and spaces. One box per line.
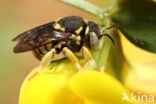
13, 16, 115, 79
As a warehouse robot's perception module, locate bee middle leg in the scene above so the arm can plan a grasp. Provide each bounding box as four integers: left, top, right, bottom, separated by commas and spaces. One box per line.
63, 47, 83, 72
28, 49, 56, 80
82, 46, 100, 71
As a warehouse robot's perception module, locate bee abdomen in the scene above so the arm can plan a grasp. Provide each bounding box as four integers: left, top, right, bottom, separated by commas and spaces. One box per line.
32, 43, 53, 60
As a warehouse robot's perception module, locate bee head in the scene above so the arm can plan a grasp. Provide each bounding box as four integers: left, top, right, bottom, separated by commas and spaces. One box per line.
84, 22, 115, 51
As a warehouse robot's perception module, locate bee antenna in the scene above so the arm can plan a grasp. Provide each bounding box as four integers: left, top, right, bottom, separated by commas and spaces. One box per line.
102, 24, 119, 33
100, 33, 115, 45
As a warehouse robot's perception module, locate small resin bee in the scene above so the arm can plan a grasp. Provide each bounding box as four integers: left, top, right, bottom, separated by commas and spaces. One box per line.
13, 16, 115, 78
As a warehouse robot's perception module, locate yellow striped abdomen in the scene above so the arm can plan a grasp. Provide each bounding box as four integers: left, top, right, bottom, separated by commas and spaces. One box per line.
32, 44, 52, 60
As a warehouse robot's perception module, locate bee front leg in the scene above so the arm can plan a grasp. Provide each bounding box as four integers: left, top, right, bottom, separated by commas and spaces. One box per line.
28, 49, 56, 80
82, 46, 100, 71
63, 47, 83, 72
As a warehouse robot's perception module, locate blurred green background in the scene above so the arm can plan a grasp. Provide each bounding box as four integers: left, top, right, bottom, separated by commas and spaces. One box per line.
0, 0, 156, 104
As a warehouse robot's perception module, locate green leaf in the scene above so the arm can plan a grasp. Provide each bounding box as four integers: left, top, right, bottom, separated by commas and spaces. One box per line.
112, 0, 156, 53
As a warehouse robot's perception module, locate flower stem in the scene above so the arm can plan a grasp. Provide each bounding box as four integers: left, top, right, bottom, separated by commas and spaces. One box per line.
93, 16, 113, 69
59, 0, 110, 18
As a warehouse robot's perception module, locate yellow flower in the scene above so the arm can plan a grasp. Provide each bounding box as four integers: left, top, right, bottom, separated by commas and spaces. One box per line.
19, 59, 131, 104
119, 31, 156, 98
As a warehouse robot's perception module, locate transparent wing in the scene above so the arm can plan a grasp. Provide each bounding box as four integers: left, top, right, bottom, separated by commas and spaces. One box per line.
13, 22, 68, 53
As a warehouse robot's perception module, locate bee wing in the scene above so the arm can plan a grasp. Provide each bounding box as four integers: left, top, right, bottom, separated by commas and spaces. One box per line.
13, 22, 68, 53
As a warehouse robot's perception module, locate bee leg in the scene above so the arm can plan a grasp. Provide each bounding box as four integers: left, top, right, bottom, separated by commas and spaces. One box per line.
82, 46, 100, 71
28, 49, 56, 80
40, 49, 56, 68
63, 47, 83, 72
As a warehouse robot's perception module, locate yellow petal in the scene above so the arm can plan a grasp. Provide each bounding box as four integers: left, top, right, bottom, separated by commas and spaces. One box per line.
69, 70, 131, 104
119, 30, 156, 95
19, 67, 81, 104
50, 59, 87, 78
19, 59, 133, 104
